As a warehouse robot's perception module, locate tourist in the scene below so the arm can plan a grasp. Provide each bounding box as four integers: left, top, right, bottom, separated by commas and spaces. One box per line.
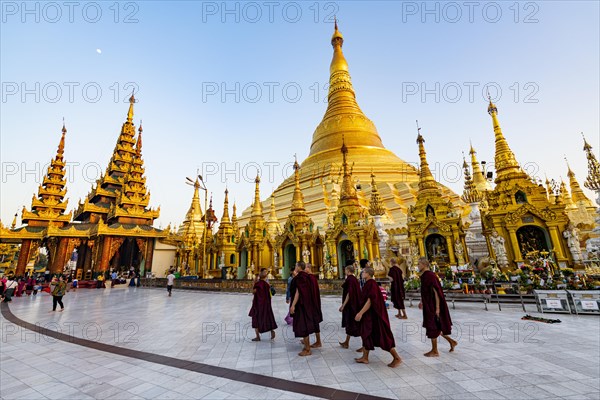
339, 264, 361, 349
249, 268, 277, 341
305, 263, 323, 348
388, 258, 408, 319
111, 270, 118, 288
359, 259, 369, 288
284, 270, 296, 325
50, 276, 67, 312
129, 272, 136, 287
418, 257, 457, 357
289, 261, 320, 356
166, 270, 175, 297
354, 267, 402, 368
71, 276, 78, 291
3, 277, 17, 302
25, 275, 36, 296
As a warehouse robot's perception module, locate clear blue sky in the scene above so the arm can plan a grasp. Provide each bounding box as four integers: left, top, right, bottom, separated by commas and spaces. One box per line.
1, 1, 599, 228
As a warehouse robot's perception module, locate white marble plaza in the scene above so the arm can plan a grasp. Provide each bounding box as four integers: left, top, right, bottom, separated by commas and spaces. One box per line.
1, 285, 599, 399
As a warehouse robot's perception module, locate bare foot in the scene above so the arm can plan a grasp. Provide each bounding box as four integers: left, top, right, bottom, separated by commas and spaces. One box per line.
355, 347, 364, 353
339, 342, 349, 349
310, 342, 322, 349
354, 357, 369, 364
388, 357, 402, 368
271, 331, 276, 340
252, 337, 260, 342
59, 309, 64, 312
424, 350, 439, 357
449, 339, 457, 352
298, 349, 312, 356
401, 316, 408, 320
395, 315, 402, 319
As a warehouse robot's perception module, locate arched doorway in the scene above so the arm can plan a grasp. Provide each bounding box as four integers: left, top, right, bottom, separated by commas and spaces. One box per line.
238, 249, 248, 279
517, 225, 550, 255
337, 239, 355, 276
283, 243, 296, 279
425, 234, 449, 264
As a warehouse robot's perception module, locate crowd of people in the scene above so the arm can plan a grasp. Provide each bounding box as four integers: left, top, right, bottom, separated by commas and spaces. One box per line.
247, 257, 457, 367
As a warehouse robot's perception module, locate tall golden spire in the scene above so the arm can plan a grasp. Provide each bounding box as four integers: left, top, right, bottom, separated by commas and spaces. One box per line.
487, 100, 527, 184
127, 92, 135, 123
416, 124, 439, 194
231, 201, 239, 233
22, 122, 71, 226
469, 143, 488, 191
368, 172, 385, 216
339, 136, 359, 203
462, 153, 482, 203
251, 175, 264, 217
566, 157, 592, 205
291, 156, 306, 212
560, 179, 575, 208
308, 20, 385, 158
221, 188, 231, 224
11, 213, 17, 230
582, 133, 600, 191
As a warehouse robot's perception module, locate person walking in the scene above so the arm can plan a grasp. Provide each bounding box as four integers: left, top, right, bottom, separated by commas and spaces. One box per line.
166, 270, 175, 297
50, 276, 67, 312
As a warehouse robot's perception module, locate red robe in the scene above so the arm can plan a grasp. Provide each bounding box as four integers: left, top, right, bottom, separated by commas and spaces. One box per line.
249, 280, 278, 333
420, 270, 452, 339
308, 273, 323, 332
290, 271, 319, 338
388, 266, 405, 310
360, 279, 396, 351
341, 275, 361, 337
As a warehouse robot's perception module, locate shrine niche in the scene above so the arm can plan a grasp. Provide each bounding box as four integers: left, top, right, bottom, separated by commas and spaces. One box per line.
517, 225, 550, 255
425, 233, 449, 264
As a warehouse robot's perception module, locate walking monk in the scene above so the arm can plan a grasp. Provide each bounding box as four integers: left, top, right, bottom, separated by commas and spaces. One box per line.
306, 263, 323, 348
290, 261, 319, 356
339, 264, 361, 349
418, 258, 457, 356
388, 258, 408, 319
249, 268, 277, 341
355, 267, 402, 367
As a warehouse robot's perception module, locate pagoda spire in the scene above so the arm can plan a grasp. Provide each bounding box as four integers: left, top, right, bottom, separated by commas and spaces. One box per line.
566, 157, 592, 205
232, 201, 239, 233
416, 123, 439, 194
22, 122, 71, 226
462, 152, 482, 204
469, 143, 489, 192
487, 99, 527, 184
127, 91, 135, 123
339, 136, 359, 204
368, 172, 385, 216
559, 179, 575, 208
11, 213, 17, 229
205, 195, 218, 229
291, 156, 306, 212
582, 133, 600, 191
308, 20, 385, 157
178, 176, 205, 237
221, 188, 231, 223
251, 175, 263, 217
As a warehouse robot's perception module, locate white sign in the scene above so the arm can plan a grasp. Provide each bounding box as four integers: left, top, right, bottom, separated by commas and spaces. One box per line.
546, 299, 563, 309
581, 300, 599, 311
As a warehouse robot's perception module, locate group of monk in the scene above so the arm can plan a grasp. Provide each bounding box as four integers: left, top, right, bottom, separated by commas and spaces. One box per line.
248, 257, 456, 368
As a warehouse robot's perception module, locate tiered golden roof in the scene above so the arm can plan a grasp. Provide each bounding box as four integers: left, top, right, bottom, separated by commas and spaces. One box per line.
21, 123, 72, 227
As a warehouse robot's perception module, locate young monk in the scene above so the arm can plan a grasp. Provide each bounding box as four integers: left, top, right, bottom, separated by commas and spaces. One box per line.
418, 257, 457, 356
305, 263, 323, 348
249, 268, 277, 341
388, 258, 408, 319
355, 267, 402, 367
290, 261, 319, 356
339, 264, 361, 349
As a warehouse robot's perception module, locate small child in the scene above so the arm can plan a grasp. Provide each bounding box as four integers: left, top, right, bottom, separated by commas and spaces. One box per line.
377, 282, 389, 309
72, 278, 78, 291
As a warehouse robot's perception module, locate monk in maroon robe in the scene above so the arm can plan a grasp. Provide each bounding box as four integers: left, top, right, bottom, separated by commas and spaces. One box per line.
355, 267, 402, 367
388, 258, 407, 319
306, 263, 323, 348
418, 258, 457, 357
339, 265, 361, 349
249, 268, 277, 341
290, 261, 319, 356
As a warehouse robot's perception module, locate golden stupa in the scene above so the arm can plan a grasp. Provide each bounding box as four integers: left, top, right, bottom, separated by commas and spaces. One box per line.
239, 22, 461, 230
